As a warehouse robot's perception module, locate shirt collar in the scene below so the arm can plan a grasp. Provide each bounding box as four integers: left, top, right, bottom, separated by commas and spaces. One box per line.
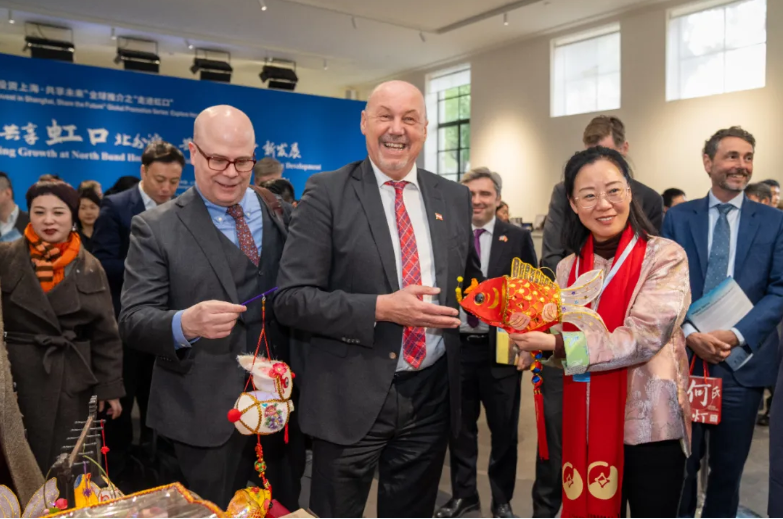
708, 189, 744, 211
370, 159, 419, 189
138, 183, 158, 210
473, 216, 496, 235
1, 204, 19, 225
195, 185, 259, 220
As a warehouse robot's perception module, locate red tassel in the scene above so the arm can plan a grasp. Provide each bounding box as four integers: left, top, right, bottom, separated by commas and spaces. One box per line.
284, 422, 289, 444
534, 389, 549, 460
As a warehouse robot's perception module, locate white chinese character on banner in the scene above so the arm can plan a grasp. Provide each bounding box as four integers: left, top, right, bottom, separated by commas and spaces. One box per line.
56, 87, 64, 96
263, 141, 276, 157
87, 128, 109, 146
89, 91, 98, 100
145, 96, 155, 105
179, 138, 191, 151
0, 80, 6, 90
46, 86, 55, 95
98, 92, 107, 101
30, 84, 40, 94
107, 93, 116, 102
19, 83, 28, 92
142, 133, 163, 146
8, 82, 18, 91
46, 119, 83, 145
137, 97, 146, 105
75, 89, 84, 98
132, 134, 145, 149
65, 88, 74, 97
115, 133, 133, 147
0, 125, 20, 141
276, 143, 288, 158
288, 142, 301, 159
22, 123, 38, 145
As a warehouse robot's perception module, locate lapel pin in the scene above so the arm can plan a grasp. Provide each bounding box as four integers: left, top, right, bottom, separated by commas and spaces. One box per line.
499, 235, 508, 242
435, 213, 443, 221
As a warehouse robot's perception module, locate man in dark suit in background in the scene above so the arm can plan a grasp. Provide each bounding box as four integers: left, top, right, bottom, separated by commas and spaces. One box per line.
119, 106, 301, 509
0, 172, 29, 242
662, 127, 783, 517
92, 141, 184, 488
274, 80, 482, 518
534, 115, 663, 517
436, 167, 537, 519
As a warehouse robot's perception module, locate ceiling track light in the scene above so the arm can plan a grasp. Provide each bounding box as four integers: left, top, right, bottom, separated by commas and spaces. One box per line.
110, 27, 116, 40
419, 31, 426, 42
259, 0, 267, 11
351, 16, 357, 29
8, 9, 15, 24
186, 39, 193, 50
503, 12, 508, 25
323, 59, 328, 70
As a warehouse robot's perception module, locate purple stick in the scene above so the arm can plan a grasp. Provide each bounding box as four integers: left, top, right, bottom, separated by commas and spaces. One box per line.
240, 287, 279, 306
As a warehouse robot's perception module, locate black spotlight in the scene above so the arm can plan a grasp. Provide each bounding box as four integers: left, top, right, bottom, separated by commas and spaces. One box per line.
24, 23, 74, 62
115, 38, 160, 73
260, 62, 298, 91
190, 50, 232, 83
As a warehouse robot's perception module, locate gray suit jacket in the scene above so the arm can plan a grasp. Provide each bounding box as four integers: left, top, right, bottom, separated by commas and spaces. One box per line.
274, 158, 482, 445
118, 187, 290, 447
541, 178, 663, 274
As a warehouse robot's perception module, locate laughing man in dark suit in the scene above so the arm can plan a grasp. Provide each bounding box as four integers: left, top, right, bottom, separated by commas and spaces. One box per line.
275, 81, 483, 518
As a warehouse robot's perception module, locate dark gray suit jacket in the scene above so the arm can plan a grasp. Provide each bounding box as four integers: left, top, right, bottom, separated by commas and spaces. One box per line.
118, 187, 291, 447
541, 178, 663, 274
275, 158, 482, 446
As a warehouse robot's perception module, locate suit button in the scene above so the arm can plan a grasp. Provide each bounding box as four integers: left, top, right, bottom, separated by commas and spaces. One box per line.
389, 352, 397, 360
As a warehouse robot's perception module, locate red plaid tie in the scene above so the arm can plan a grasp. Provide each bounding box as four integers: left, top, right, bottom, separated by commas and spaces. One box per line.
386, 180, 427, 369
226, 203, 259, 266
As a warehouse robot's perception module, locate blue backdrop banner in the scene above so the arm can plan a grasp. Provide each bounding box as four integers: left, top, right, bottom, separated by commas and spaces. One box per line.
0, 52, 366, 206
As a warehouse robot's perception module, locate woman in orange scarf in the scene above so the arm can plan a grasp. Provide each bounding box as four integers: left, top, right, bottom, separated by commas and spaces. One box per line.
512, 148, 691, 518
0, 180, 124, 474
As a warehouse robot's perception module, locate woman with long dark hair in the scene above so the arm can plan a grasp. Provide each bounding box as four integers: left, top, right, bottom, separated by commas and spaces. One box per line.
511, 147, 691, 517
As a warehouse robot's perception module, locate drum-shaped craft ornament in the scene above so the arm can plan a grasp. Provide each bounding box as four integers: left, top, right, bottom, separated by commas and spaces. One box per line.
232, 391, 295, 436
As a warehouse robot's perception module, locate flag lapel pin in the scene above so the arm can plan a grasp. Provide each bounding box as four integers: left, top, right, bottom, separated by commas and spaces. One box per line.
499, 235, 508, 242
435, 213, 443, 221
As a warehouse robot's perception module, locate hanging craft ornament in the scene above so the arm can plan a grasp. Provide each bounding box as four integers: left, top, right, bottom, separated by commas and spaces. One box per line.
457, 258, 607, 459
225, 294, 295, 518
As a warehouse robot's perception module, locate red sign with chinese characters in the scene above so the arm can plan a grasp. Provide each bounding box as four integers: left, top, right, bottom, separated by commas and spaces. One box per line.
688, 359, 722, 425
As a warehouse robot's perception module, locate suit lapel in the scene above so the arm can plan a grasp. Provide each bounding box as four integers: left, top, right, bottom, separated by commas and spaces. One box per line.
735, 197, 760, 275
488, 219, 508, 278
4, 239, 61, 332
352, 159, 400, 291
418, 171, 448, 306
128, 185, 145, 218
175, 188, 239, 303
258, 193, 282, 280
690, 197, 710, 281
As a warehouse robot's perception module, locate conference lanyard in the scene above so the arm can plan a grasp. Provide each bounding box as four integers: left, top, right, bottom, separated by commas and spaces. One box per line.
575, 234, 639, 310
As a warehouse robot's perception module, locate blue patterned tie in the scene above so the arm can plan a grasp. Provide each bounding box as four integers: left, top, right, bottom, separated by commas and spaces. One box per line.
703, 203, 735, 293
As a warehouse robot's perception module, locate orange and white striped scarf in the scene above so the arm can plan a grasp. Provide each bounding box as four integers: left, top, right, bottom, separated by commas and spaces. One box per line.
24, 223, 81, 293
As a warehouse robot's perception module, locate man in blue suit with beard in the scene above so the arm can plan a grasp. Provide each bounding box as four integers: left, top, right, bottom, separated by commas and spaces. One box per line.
662, 127, 783, 518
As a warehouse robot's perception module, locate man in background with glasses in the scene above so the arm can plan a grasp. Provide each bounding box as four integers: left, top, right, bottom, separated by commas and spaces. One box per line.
119, 105, 302, 510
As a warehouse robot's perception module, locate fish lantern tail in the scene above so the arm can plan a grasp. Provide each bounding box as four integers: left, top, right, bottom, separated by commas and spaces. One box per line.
531, 357, 549, 460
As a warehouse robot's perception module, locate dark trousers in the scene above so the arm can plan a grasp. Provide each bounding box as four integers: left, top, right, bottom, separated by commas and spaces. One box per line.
622, 440, 686, 517
449, 334, 521, 504
310, 357, 450, 518
169, 412, 305, 511
680, 374, 763, 518
532, 365, 563, 518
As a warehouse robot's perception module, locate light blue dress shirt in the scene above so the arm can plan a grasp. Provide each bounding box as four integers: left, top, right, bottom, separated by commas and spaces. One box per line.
172, 187, 264, 349
683, 190, 746, 346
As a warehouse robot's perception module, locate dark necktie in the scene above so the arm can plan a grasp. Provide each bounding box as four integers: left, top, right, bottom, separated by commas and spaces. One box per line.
467, 228, 486, 328
226, 203, 259, 266
703, 203, 734, 293
386, 180, 426, 369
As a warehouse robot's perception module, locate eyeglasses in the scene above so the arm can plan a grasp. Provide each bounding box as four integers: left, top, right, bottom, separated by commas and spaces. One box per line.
573, 187, 630, 209
192, 142, 256, 173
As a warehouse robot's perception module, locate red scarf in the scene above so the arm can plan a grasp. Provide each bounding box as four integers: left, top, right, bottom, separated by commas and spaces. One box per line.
561, 225, 647, 518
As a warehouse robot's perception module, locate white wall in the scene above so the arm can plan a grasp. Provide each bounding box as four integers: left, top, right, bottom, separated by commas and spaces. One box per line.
361, 0, 783, 222
0, 30, 345, 99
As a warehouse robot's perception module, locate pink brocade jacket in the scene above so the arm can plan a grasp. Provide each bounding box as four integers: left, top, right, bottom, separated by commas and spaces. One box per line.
555, 236, 692, 450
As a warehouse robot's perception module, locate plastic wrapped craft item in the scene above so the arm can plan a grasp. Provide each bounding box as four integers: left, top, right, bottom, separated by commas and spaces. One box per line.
44, 483, 222, 518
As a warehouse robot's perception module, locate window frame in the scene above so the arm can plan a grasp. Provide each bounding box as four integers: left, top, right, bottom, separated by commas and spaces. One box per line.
424, 65, 471, 181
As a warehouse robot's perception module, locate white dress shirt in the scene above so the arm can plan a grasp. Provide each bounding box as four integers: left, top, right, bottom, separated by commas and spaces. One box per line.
459, 217, 495, 334
370, 160, 444, 371
138, 183, 158, 211
0, 204, 19, 237
683, 190, 746, 345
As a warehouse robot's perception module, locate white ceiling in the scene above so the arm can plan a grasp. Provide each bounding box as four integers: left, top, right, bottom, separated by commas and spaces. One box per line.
0, 0, 663, 93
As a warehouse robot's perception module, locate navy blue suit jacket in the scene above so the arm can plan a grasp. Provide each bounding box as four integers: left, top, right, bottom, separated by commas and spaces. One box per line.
91, 186, 146, 317
661, 194, 783, 387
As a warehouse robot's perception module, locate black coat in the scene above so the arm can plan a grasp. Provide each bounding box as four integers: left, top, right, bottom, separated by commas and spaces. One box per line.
0, 238, 124, 472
